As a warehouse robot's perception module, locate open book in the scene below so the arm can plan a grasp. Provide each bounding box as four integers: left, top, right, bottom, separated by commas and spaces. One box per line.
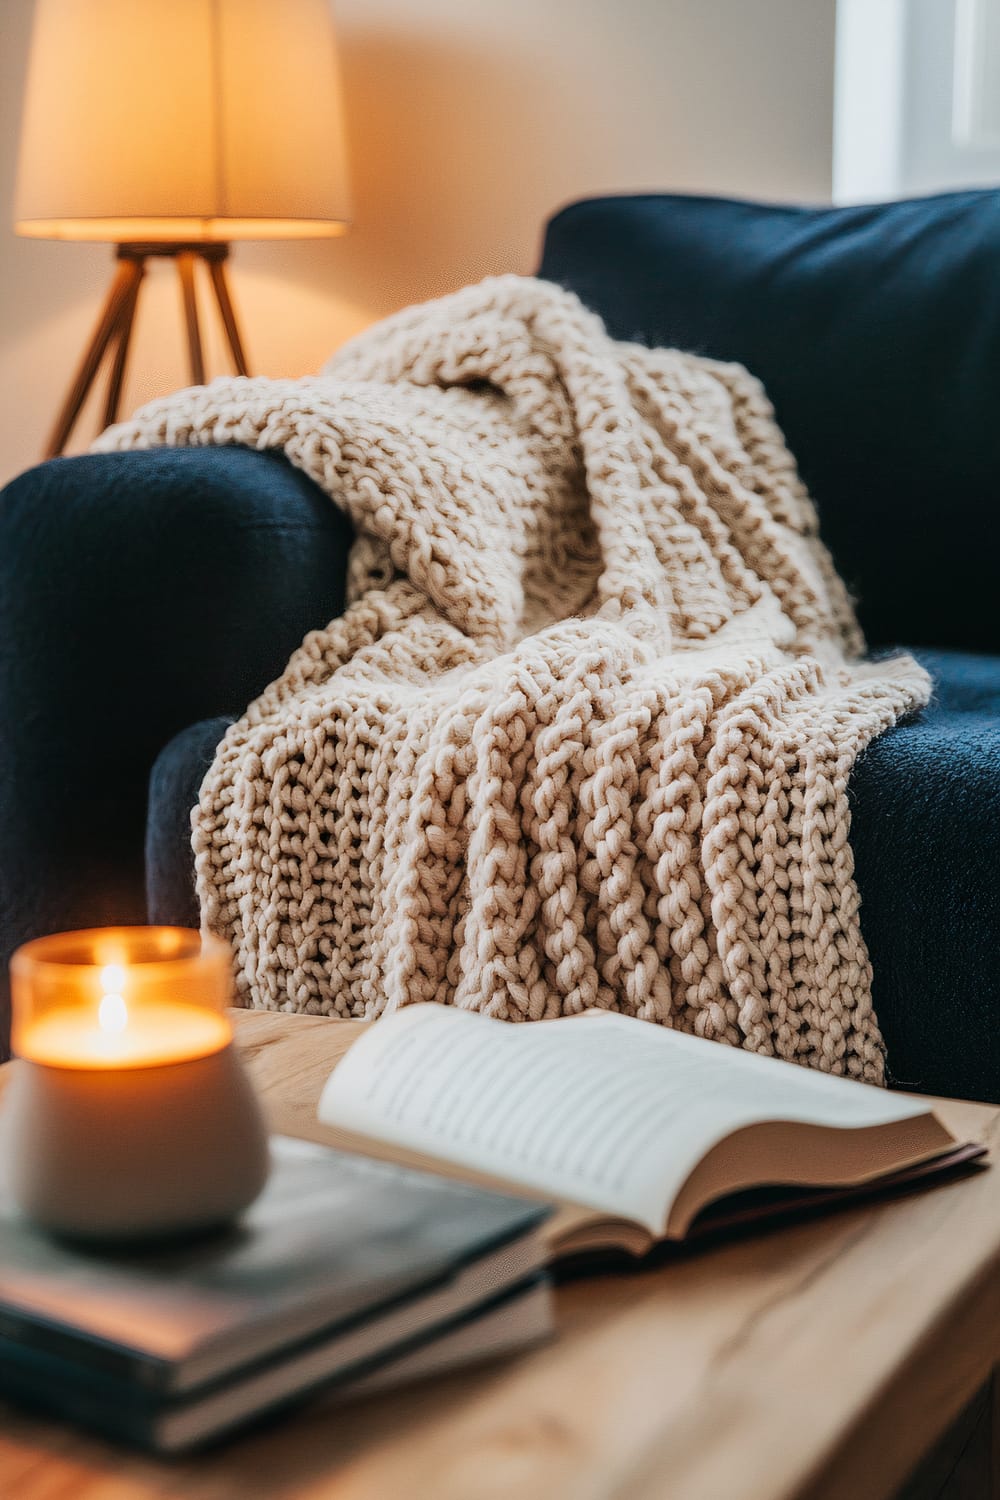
317, 1006, 984, 1259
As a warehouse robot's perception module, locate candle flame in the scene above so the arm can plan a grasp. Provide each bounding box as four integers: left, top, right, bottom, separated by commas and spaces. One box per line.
98, 992, 128, 1034
100, 963, 126, 994
98, 963, 129, 1034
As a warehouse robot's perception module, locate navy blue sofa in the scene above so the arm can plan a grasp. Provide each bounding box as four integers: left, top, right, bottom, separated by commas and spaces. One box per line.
1, 190, 997, 1100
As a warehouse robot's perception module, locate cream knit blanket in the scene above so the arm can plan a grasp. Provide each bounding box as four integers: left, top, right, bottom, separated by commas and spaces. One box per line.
98, 277, 930, 1082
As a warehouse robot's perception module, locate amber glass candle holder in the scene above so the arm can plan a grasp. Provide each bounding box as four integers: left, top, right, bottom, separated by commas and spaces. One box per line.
3, 927, 269, 1240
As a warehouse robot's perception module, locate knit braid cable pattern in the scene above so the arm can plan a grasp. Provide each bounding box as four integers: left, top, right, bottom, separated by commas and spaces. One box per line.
96, 276, 930, 1081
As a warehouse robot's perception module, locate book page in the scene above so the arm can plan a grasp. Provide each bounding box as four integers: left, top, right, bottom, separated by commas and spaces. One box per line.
317, 1005, 934, 1236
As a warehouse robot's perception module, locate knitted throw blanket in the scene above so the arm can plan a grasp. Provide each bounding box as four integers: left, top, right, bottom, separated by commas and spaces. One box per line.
98, 277, 930, 1082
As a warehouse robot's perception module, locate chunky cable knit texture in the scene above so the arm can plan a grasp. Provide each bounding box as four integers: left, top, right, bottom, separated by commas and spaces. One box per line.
98, 277, 930, 1081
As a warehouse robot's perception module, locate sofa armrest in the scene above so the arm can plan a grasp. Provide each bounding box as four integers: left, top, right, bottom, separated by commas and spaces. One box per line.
0, 445, 352, 1051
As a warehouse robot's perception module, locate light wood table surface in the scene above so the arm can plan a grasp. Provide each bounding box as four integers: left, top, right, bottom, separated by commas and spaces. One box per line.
1, 1009, 999, 1500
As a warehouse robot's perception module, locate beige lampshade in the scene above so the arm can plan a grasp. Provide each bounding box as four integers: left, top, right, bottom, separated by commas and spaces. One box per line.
15, 0, 351, 242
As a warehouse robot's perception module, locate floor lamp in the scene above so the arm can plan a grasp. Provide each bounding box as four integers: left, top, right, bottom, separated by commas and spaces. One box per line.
14, 0, 352, 460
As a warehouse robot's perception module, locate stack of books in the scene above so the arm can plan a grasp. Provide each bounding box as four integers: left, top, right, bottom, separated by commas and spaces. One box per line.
0, 1135, 552, 1452
0, 1003, 984, 1452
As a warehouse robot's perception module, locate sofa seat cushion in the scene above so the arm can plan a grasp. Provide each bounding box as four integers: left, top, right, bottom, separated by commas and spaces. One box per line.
147, 651, 1000, 1102
145, 715, 234, 931
849, 649, 1000, 1102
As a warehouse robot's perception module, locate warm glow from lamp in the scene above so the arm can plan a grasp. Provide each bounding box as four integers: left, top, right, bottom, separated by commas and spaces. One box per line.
14, 0, 352, 243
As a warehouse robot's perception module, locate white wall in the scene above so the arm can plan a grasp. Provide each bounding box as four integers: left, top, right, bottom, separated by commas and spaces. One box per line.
0, 0, 836, 488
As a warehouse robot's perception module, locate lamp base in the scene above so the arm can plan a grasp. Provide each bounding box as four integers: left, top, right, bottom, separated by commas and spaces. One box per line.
0, 1043, 270, 1241
44, 242, 251, 461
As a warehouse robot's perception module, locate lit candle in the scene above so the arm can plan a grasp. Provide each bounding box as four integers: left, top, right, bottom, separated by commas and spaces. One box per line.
21, 959, 234, 1069
2, 927, 269, 1240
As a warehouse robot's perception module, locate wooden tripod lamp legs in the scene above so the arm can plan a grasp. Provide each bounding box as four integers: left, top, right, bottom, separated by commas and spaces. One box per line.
175, 249, 249, 387
176, 252, 206, 388
43, 242, 251, 461
101, 261, 145, 432
207, 257, 250, 377
44, 257, 145, 460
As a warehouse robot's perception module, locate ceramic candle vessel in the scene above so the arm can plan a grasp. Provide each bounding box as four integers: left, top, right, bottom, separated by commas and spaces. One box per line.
2, 927, 269, 1240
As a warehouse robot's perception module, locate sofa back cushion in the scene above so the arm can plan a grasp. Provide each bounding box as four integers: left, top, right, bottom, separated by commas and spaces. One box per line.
539, 190, 1000, 652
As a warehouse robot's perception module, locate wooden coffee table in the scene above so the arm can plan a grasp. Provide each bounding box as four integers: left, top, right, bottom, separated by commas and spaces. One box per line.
0, 1010, 998, 1500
